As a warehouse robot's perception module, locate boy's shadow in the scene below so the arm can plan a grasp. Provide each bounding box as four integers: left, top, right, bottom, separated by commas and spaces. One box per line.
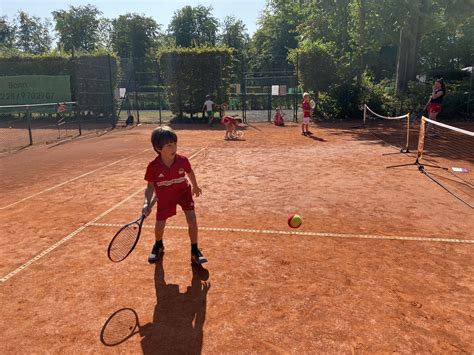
306, 133, 327, 142
140, 261, 210, 355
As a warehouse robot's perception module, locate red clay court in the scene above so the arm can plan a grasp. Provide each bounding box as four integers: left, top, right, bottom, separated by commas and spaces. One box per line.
1, 121, 473, 353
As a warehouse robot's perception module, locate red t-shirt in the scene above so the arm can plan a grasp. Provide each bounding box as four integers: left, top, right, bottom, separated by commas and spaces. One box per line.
144, 154, 191, 198
302, 101, 311, 117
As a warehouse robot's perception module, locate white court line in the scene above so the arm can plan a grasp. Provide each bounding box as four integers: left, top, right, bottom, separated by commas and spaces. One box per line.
0, 147, 207, 283
91, 223, 474, 244
0, 148, 153, 210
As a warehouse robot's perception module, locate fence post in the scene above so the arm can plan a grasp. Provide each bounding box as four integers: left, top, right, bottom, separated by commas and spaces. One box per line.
107, 55, 116, 128
26, 107, 33, 145
76, 104, 82, 136
268, 92, 272, 122
157, 61, 162, 125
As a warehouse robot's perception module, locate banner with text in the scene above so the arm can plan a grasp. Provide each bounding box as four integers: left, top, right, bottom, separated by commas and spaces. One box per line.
0, 75, 71, 112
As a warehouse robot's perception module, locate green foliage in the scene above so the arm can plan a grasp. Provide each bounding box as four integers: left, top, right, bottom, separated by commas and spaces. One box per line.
316, 72, 389, 120
159, 47, 232, 117
219, 16, 249, 82
53, 5, 103, 52
0, 16, 16, 49
73, 54, 119, 118
1, 1, 472, 120
168, 5, 218, 48
289, 41, 338, 93
0, 53, 72, 76
111, 14, 161, 58
419, 0, 474, 72
16, 11, 52, 54
248, 1, 301, 73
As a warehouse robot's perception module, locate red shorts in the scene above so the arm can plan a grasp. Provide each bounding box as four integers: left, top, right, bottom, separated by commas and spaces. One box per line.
156, 186, 194, 220
427, 103, 442, 114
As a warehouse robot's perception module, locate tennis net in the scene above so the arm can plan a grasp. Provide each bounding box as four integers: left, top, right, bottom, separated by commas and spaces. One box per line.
416, 116, 474, 207
363, 105, 411, 152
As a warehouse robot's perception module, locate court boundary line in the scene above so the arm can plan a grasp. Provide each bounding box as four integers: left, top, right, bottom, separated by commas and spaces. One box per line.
0, 147, 207, 283
0, 148, 153, 210
90, 223, 473, 244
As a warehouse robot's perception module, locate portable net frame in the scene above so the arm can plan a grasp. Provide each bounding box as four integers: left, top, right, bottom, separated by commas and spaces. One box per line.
0, 101, 78, 149
415, 116, 474, 208
363, 105, 411, 153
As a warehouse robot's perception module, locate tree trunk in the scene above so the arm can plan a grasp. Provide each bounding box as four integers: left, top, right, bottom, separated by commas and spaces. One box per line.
396, 0, 426, 94
357, 0, 366, 84
396, 26, 409, 93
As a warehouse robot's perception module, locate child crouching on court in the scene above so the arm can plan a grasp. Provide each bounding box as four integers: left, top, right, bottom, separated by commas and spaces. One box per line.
273, 108, 285, 126
142, 126, 207, 265
221, 115, 239, 140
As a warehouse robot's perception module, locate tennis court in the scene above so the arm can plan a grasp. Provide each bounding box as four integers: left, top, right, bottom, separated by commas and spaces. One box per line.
1, 121, 473, 353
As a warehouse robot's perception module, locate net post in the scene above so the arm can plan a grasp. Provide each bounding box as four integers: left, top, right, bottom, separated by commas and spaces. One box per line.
405, 113, 410, 152
416, 116, 426, 164
26, 107, 33, 146
107, 54, 117, 128
363, 104, 366, 127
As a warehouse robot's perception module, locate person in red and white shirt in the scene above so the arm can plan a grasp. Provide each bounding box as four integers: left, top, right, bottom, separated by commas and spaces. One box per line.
301, 92, 311, 136
142, 126, 207, 265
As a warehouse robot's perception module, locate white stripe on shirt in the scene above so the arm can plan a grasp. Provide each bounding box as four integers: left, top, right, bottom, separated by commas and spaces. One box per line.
155, 176, 187, 187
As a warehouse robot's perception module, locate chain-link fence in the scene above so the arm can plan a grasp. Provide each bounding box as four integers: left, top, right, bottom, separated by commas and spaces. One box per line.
0, 53, 302, 150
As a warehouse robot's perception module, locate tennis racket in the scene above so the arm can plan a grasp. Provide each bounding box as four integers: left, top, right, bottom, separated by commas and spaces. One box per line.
310, 99, 316, 109
107, 196, 156, 262
107, 214, 147, 262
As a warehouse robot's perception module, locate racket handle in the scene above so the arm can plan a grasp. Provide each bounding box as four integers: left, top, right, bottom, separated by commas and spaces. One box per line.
142, 196, 156, 217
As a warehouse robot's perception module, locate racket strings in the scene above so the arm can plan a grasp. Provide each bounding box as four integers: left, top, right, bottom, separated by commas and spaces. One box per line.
109, 224, 140, 262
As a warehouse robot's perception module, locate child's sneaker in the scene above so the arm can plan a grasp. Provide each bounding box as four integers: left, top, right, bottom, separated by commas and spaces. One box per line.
148, 243, 164, 264
191, 249, 208, 265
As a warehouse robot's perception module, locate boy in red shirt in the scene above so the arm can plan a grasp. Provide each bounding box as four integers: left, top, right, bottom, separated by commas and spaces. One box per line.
142, 126, 207, 265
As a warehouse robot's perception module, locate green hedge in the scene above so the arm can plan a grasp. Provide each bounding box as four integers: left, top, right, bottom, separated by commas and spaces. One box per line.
159, 47, 233, 117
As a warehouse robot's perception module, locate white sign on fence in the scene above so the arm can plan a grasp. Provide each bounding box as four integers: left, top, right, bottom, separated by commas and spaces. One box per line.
272, 85, 279, 96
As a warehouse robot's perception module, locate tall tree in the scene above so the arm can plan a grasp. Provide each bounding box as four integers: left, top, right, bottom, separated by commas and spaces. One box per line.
395, 0, 427, 93
219, 16, 249, 82
0, 16, 16, 49
111, 13, 161, 58
53, 4, 102, 52
249, 0, 302, 73
419, 0, 474, 71
15, 11, 52, 54
97, 18, 112, 51
220, 16, 249, 52
168, 5, 218, 47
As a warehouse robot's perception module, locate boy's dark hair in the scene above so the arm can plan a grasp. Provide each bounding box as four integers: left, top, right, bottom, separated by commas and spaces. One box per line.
151, 126, 177, 153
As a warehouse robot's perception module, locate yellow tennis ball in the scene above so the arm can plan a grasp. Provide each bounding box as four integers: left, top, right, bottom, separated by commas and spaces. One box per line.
288, 214, 302, 228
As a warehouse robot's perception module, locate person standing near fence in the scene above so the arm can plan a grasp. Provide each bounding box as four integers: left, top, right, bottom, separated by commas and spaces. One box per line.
424, 78, 446, 135
202, 95, 215, 127
301, 93, 312, 136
